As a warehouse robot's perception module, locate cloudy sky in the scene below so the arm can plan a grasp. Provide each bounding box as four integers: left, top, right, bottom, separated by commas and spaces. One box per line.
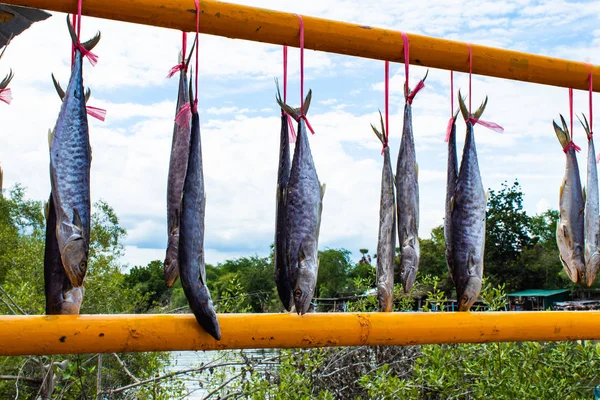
1, 0, 599, 269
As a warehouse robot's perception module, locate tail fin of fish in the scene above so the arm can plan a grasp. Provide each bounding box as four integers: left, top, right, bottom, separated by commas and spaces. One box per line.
66, 15, 101, 51
458, 90, 487, 121
51, 73, 91, 103
370, 110, 386, 145
275, 87, 312, 122
184, 35, 197, 71
0, 68, 12, 90
553, 114, 571, 149
577, 113, 592, 140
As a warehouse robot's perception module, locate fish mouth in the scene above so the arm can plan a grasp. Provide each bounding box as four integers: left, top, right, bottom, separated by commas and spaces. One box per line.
293, 288, 312, 315
458, 296, 475, 311
164, 257, 179, 287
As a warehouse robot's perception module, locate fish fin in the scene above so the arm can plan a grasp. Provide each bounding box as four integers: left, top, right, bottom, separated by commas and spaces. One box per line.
184, 35, 198, 70
275, 80, 299, 121
47, 128, 54, 150
485, 190, 489, 203
302, 89, 312, 116
72, 209, 83, 231
559, 180, 565, 200
578, 113, 592, 140
450, 196, 455, 213
276, 184, 280, 203
0, 68, 12, 90
583, 186, 587, 204
320, 183, 326, 200
84, 87, 91, 104
473, 96, 488, 120
283, 187, 288, 206
371, 109, 386, 145
458, 90, 468, 121
67, 15, 101, 51
553, 115, 571, 148
51, 73, 65, 101
415, 162, 419, 179
43, 199, 49, 221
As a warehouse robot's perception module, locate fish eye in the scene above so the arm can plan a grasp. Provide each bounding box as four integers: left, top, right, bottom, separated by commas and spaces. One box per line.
79, 261, 86, 270
294, 289, 302, 297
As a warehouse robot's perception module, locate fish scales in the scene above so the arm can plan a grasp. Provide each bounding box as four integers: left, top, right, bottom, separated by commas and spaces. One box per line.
582, 116, 600, 286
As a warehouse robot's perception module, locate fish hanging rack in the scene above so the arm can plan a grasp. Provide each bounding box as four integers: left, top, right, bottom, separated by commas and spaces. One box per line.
0, 0, 599, 356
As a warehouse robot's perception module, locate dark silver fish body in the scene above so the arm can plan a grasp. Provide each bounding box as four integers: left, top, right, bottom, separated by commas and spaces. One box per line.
274, 112, 292, 310
450, 94, 488, 311
377, 145, 396, 311
553, 115, 585, 284
164, 68, 190, 287
581, 116, 600, 286
396, 102, 420, 293
277, 91, 325, 315
179, 103, 221, 340
44, 193, 83, 315
371, 113, 395, 312
49, 23, 98, 287
445, 115, 458, 280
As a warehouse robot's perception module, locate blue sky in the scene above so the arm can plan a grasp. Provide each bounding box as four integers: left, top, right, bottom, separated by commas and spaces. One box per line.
1, 0, 600, 269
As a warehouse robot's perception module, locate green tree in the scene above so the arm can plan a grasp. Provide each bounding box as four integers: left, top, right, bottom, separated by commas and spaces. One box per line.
125, 260, 172, 311
316, 248, 353, 298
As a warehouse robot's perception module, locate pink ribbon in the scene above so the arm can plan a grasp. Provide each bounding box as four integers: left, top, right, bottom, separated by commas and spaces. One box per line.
175, 102, 192, 128
445, 71, 454, 142
466, 44, 503, 133
0, 88, 12, 105
167, 32, 187, 78
296, 14, 315, 135
382, 60, 389, 154
564, 141, 582, 153
76, 43, 98, 67
86, 105, 106, 121
282, 45, 296, 142
401, 32, 425, 105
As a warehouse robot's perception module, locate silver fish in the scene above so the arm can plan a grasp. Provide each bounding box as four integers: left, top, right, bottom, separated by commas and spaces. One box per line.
372, 111, 396, 312
580, 115, 600, 286
277, 90, 325, 315
553, 115, 585, 284
178, 82, 220, 340
396, 84, 423, 293
49, 17, 100, 287
450, 93, 487, 311
444, 109, 459, 282
274, 80, 292, 311
164, 42, 196, 288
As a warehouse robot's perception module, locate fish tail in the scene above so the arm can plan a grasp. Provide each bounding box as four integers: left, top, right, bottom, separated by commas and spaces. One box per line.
457, 90, 487, 121
184, 35, 198, 71
553, 114, 571, 149
371, 109, 386, 145
66, 15, 101, 51
275, 83, 312, 122
577, 113, 592, 140
0, 68, 13, 90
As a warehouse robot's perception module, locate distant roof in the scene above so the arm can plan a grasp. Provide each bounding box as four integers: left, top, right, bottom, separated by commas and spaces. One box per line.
507, 289, 570, 297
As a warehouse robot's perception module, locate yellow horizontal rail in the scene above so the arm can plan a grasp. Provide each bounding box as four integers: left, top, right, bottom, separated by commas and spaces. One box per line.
1, 0, 599, 92
0, 312, 598, 356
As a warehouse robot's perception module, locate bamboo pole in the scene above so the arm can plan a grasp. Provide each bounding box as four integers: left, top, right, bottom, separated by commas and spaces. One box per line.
1, 0, 598, 91
0, 312, 598, 356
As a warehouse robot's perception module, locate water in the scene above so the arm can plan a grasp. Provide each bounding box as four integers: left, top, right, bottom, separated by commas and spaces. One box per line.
168, 349, 278, 399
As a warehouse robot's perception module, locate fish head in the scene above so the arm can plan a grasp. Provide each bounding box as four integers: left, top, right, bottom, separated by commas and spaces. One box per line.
400, 239, 420, 293
293, 243, 318, 315
164, 232, 180, 287
61, 286, 84, 314
556, 222, 586, 283
586, 253, 600, 286
61, 236, 88, 287
458, 276, 482, 311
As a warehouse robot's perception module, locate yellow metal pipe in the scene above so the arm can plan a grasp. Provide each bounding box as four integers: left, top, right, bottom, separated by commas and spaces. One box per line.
1, 0, 598, 91
0, 312, 598, 356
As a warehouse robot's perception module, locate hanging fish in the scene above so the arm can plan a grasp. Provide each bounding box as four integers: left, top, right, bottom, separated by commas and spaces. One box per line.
0, 5, 50, 48
579, 115, 600, 286
371, 111, 396, 312
444, 109, 459, 282
396, 73, 426, 293
164, 41, 196, 288
49, 17, 100, 287
178, 81, 220, 340
276, 90, 325, 315
553, 115, 586, 283
274, 80, 292, 311
449, 93, 487, 311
